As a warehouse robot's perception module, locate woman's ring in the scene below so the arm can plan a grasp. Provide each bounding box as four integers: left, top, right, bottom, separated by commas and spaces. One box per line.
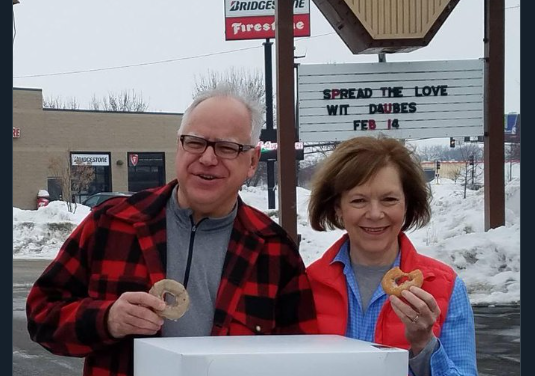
411, 314, 420, 323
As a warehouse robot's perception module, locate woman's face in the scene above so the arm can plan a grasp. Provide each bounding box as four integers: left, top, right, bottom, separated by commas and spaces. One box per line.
336, 164, 407, 265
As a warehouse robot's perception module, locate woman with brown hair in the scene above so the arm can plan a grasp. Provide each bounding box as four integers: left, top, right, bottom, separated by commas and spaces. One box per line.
307, 136, 477, 376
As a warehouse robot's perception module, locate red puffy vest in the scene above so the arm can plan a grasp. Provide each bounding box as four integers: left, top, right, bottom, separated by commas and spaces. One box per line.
307, 233, 456, 349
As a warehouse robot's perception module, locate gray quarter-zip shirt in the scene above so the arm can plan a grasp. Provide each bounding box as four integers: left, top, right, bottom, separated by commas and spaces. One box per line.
162, 186, 236, 337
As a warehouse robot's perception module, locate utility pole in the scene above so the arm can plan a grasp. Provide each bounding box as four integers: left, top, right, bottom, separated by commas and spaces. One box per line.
483, 0, 505, 230
471, 155, 475, 187
275, 0, 298, 244
263, 39, 276, 210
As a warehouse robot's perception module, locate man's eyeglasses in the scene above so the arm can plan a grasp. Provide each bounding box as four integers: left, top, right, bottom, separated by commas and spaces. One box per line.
179, 135, 255, 160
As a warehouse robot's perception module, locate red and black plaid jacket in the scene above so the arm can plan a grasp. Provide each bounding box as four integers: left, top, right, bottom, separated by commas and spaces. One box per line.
26, 180, 318, 376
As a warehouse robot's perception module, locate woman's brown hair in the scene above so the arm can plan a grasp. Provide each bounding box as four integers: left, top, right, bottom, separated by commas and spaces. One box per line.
308, 136, 431, 232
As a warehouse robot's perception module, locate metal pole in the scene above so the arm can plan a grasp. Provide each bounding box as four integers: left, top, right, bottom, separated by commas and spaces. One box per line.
263, 39, 276, 209
471, 156, 475, 187
483, 0, 505, 230
294, 62, 300, 187
275, 0, 298, 244
464, 162, 468, 199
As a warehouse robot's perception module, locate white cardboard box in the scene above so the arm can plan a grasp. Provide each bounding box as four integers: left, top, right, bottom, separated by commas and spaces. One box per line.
134, 335, 408, 376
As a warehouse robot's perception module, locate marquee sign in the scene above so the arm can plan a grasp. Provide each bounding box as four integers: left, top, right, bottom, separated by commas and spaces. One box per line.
224, 0, 310, 40
297, 59, 484, 141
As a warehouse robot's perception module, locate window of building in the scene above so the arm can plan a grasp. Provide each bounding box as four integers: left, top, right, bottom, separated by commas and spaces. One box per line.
127, 152, 166, 192
47, 177, 63, 201
70, 152, 111, 203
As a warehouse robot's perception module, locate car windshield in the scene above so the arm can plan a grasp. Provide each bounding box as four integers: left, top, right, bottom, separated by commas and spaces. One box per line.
83, 192, 132, 208
82, 196, 101, 207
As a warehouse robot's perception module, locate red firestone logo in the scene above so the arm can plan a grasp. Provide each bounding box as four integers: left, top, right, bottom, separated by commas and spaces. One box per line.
130, 154, 139, 167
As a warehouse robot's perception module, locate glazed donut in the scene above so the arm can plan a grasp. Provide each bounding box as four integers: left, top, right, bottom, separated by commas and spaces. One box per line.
381, 267, 423, 297
149, 279, 190, 320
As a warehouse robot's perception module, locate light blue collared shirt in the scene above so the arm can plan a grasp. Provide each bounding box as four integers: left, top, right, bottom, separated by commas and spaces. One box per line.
334, 239, 478, 376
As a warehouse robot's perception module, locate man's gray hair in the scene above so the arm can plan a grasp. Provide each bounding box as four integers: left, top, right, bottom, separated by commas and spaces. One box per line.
178, 82, 265, 144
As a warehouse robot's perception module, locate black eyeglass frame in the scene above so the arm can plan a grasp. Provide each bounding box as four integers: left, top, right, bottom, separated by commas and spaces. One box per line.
179, 135, 256, 159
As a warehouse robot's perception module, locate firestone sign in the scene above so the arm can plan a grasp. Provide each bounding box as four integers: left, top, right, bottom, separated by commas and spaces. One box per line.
224, 0, 310, 40
130, 153, 139, 167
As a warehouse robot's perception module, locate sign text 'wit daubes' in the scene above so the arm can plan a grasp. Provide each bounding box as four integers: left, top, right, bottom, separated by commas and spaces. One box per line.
297, 60, 484, 141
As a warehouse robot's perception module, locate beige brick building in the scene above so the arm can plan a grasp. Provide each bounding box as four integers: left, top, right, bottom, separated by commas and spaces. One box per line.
13, 87, 183, 209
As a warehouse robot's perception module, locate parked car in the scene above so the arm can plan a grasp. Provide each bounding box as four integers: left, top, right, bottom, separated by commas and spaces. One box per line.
82, 191, 134, 209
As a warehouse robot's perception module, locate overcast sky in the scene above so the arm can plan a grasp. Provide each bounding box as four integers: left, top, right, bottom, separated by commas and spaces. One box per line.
13, 0, 520, 117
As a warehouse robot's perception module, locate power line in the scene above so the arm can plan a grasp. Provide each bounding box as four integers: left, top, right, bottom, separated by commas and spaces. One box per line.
13, 45, 263, 79
13, 32, 336, 79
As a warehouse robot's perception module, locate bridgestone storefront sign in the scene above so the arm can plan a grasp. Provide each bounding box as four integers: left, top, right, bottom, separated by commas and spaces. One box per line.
71, 153, 110, 166
297, 59, 484, 142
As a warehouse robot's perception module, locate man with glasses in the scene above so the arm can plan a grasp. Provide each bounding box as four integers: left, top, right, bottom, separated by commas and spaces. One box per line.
27, 82, 318, 376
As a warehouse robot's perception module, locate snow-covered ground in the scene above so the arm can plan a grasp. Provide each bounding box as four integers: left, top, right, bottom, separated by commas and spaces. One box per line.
14, 174, 520, 306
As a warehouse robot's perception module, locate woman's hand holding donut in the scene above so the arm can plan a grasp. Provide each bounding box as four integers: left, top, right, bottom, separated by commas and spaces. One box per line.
389, 286, 441, 355
107, 291, 166, 339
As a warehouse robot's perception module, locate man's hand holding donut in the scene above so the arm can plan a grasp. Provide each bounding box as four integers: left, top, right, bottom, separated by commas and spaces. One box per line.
107, 291, 166, 338
389, 286, 441, 355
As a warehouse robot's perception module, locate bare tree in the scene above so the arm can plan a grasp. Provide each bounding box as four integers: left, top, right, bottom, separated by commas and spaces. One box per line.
450, 168, 462, 184
303, 141, 340, 158
456, 144, 483, 198
48, 156, 95, 213
192, 68, 265, 108
505, 142, 521, 181
44, 90, 148, 112
91, 90, 149, 112
43, 96, 80, 110
89, 95, 101, 111
414, 144, 446, 162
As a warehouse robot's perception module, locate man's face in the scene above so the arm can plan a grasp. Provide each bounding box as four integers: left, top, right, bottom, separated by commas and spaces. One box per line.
175, 96, 260, 221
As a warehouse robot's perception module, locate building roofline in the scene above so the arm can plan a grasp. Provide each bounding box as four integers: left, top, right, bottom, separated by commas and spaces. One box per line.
13, 87, 42, 92
42, 107, 183, 116
14, 87, 183, 115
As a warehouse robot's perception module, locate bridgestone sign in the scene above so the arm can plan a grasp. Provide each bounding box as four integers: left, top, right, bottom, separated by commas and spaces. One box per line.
224, 0, 310, 40
297, 59, 484, 142
71, 153, 110, 166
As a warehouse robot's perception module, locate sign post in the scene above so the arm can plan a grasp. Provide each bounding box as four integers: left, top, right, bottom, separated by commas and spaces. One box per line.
263, 38, 276, 209
275, 0, 299, 244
